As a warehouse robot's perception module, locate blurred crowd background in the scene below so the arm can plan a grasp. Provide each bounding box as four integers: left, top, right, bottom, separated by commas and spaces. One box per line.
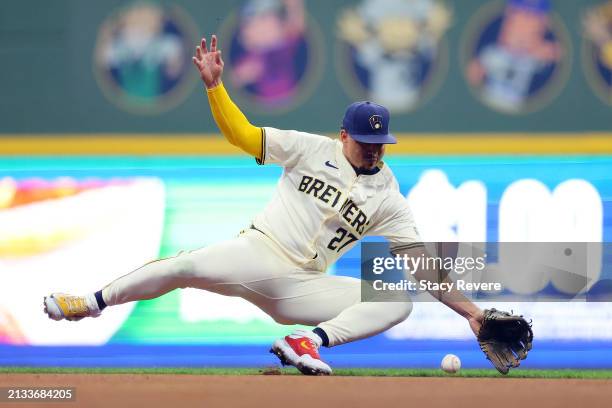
0, 0, 611, 369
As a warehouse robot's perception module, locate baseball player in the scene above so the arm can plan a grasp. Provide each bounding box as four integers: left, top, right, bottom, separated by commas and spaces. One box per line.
44, 35, 531, 375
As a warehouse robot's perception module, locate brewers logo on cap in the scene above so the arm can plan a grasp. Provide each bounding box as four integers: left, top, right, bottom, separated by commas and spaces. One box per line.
369, 115, 383, 130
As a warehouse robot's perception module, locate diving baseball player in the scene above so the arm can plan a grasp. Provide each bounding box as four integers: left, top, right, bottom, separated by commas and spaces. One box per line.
44, 35, 531, 375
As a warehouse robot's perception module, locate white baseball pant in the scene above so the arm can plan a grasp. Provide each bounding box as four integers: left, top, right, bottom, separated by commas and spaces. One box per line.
101, 229, 411, 346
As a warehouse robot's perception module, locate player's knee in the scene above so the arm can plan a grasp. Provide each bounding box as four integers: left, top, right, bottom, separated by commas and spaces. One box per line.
389, 301, 413, 325
272, 316, 294, 325
267, 309, 298, 325
169, 255, 197, 282
269, 312, 296, 325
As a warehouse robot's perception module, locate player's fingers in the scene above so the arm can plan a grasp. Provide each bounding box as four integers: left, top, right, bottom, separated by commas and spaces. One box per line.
191, 56, 203, 70
211, 34, 217, 52
201, 37, 208, 53
215, 50, 222, 65
195, 46, 202, 60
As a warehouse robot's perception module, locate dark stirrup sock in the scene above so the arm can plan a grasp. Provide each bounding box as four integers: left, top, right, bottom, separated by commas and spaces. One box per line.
94, 290, 107, 311
312, 327, 330, 347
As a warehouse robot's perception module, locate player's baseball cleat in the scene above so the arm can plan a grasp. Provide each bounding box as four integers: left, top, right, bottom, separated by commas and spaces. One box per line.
270, 333, 332, 376
43, 293, 100, 321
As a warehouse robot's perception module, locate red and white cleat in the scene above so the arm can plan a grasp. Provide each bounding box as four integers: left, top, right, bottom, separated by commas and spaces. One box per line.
270, 331, 332, 376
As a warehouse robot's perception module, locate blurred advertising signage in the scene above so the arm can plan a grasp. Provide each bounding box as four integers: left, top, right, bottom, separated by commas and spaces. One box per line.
406, 169, 602, 243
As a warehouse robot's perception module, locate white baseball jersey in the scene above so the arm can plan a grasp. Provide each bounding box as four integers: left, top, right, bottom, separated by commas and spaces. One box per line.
101, 127, 418, 348
252, 127, 421, 272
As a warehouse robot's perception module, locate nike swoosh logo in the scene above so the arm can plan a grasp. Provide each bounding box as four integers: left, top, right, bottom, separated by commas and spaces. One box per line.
325, 160, 339, 169
299, 340, 312, 350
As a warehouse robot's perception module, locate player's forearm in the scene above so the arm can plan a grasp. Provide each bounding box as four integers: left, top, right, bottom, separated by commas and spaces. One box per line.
431, 286, 482, 320
414, 266, 481, 319
206, 83, 263, 159
397, 247, 482, 320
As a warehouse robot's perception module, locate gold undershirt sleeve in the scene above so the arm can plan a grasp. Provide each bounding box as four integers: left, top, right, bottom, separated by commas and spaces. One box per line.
206, 83, 263, 160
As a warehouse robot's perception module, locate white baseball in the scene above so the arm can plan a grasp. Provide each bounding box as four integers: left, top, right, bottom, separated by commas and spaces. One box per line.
441, 354, 461, 373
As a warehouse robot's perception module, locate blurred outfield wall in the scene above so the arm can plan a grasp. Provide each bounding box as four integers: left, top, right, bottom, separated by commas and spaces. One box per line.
1, 155, 611, 348
0, 0, 611, 135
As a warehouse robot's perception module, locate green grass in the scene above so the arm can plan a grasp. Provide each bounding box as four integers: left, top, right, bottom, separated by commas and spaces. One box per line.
1, 367, 612, 379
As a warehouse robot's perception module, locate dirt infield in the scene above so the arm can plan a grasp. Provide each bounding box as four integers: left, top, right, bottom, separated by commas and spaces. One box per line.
1, 374, 610, 408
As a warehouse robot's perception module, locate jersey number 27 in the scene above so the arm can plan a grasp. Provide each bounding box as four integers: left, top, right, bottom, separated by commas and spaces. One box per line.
327, 228, 358, 252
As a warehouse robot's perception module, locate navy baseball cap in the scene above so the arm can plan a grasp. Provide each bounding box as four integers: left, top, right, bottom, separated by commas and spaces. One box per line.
341, 101, 396, 144
509, 0, 550, 14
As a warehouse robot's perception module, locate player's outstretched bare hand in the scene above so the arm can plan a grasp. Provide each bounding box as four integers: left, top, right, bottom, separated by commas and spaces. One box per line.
192, 35, 224, 89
